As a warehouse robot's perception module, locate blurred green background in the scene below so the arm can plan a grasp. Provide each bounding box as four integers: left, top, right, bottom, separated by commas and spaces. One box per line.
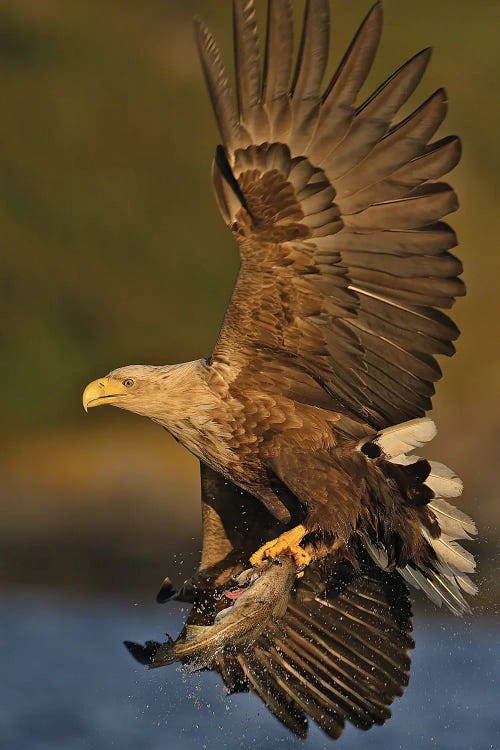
1, 0, 498, 609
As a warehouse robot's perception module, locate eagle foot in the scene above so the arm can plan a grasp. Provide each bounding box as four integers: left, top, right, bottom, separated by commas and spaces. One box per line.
250, 524, 311, 577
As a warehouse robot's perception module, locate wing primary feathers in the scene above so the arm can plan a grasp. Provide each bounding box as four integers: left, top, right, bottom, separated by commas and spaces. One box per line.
282, 624, 394, 713
323, 47, 433, 177
264, 643, 350, 737
357, 46, 433, 117
291, 0, 330, 97
263, 0, 293, 101
344, 249, 462, 283
336, 88, 449, 204
233, 0, 269, 141
236, 652, 310, 738
258, 647, 346, 739
289, 0, 330, 152
310, 2, 383, 162
272, 633, 386, 728
284, 610, 403, 695
262, 0, 294, 141
233, 0, 261, 113
194, 17, 244, 152
299, 601, 412, 676
341, 135, 461, 211
312, 598, 413, 662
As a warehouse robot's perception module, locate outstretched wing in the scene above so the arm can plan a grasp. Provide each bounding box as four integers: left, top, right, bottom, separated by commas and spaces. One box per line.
193, 463, 414, 740
196, 0, 464, 429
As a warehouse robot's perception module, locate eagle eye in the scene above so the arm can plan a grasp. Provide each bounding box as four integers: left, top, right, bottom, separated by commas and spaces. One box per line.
122, 378, 135, 387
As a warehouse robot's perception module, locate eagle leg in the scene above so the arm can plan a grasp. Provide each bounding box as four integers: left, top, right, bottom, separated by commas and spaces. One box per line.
250, 524, 311, 576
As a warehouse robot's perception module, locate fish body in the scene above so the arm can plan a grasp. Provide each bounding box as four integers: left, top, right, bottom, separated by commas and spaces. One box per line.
149, 557, 296, 670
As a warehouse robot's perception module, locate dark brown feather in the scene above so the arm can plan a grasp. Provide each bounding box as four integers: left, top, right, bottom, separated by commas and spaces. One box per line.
322, 47, 433, 177
289, 0, 330, 153
194, 18, 246, 153
262, 0, 294, 141
310, 2, 383, 162
336, 88, 449, 207
233, 0, 269, 142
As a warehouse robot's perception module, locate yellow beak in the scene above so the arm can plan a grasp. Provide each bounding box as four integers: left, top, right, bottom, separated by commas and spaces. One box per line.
82, 377, 127, 412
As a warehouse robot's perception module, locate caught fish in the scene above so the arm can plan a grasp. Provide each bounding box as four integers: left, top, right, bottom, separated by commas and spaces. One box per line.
149, 556, 297, 671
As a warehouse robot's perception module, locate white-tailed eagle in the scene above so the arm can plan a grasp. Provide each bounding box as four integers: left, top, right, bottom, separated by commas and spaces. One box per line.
83, 0, 476, 741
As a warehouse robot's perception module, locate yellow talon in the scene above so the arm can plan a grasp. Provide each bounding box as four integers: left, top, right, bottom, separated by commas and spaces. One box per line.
250, 524, 311, 575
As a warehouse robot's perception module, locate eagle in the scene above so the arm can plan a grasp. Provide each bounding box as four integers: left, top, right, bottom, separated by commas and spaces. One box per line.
82, 0, 476, 741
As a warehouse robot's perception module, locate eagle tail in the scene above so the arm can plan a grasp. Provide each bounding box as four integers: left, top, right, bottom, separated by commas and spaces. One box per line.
359, 418, 477, 615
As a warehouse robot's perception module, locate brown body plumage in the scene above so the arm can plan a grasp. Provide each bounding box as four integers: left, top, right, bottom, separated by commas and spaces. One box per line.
83, 0, 476, 741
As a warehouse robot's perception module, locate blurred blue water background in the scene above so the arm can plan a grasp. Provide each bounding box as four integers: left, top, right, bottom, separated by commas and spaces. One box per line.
1, 592, 497, 750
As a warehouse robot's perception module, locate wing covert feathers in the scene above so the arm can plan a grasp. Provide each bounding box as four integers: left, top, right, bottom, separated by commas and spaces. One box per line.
196, 0, 464, 429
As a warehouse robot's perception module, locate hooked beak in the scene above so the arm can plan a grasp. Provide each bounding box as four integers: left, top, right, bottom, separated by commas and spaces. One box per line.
82, 377, 126, 412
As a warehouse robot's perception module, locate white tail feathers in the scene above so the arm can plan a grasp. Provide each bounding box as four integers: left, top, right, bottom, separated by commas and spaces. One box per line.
359, 417, 477, 615
409, 505, 477, 615
428, 498, 476, 539
399, 565, 476, 616
426, 462, 463, 498
395, 455, 464, 499
362, 536, 389, 570
358, 417, 437, 458
421, 528, 476, 574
